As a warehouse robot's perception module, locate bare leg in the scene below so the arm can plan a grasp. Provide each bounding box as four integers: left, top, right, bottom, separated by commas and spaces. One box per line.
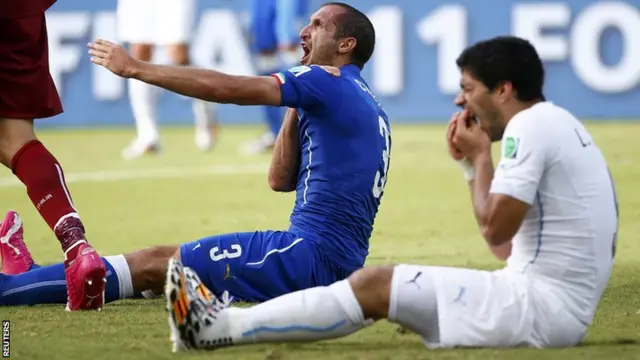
166, 262, 440, 351
0, 118, 36, 167
125, 245, 179, 295
0, 118, 107, 310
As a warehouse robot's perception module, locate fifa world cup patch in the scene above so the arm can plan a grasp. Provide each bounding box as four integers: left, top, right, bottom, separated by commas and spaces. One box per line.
503, 136, 520, 159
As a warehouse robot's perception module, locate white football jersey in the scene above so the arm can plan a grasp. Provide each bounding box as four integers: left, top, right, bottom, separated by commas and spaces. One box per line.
490, 102, 618, 326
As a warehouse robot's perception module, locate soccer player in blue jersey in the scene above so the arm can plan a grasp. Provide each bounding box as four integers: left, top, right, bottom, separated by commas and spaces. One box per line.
243, 0, 310, 154
0, 3, 390, 308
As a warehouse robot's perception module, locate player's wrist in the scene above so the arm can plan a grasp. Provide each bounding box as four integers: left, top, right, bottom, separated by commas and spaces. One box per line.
457, 158, 475, 181
467, 148, 491, 164
126, 59, 145, 79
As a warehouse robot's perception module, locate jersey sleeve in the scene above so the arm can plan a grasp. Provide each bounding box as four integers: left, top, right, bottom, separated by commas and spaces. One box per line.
271, 65, 337, 109
489, 114, 553, 205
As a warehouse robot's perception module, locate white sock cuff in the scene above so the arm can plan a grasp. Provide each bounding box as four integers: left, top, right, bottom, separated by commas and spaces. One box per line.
104, 255, 134, 299
54, 213, 81, 233
192, 99, 213, 126
329, 280, 365, 325
140, 290, 160, 299
388, 265, 402, 322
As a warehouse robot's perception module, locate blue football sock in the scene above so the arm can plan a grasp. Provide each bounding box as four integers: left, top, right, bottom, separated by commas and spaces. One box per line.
0, 262, 68, 305
0, 255, 135, 306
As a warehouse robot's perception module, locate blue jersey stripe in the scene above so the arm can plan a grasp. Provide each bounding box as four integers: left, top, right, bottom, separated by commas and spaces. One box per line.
302, 129, 313, 205
523, 191, 544, 272
242, 319, 348, 337
607, 168, 619, 258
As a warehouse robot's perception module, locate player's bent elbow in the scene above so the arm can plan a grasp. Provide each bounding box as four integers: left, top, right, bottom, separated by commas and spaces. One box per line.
268, 173, 295, 192
489, 242, 512, 261
481, 224, 511, 247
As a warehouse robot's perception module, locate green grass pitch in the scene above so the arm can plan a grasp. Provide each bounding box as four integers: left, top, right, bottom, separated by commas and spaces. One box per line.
0, 123, 638, 359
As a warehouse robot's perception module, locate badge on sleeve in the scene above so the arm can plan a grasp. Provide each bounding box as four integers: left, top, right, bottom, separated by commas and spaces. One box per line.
503, 136, 520, 159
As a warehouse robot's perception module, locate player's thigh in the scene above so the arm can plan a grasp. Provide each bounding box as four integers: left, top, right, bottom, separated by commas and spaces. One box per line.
393, 265, 535, 349
179, 230, 315, 302
154, 0, 196, 46
275, 0, 302, 47
250, 0, 277, 52
528, 285, 587, 348
116, 0, 156, 44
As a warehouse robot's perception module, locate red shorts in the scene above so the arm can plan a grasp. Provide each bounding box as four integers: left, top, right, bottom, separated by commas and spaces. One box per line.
0, 13, 63, 120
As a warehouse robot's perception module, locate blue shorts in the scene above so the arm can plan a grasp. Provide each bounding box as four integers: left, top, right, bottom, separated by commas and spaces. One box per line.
251, 0, 307, 52
179, 230, 349, 302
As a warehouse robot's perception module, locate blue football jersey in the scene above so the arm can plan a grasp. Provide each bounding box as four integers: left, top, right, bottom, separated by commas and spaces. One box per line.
272, 64, 391, 272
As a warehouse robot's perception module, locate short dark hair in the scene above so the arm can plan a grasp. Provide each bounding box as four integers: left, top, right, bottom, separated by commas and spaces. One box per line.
456, 36, 545, 102
324, 2, 375, 69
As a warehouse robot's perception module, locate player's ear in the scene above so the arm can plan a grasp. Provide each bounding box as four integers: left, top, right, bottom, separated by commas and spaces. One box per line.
494, 82, 513, 104
337, 37, 356, 55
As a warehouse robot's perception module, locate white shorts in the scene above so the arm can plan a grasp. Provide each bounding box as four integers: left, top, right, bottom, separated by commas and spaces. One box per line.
389, 264, 587, 349
116, 0, 196, 45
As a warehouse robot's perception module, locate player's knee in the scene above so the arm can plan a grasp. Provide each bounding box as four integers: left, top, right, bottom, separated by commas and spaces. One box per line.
126, 245, 179, 293
348, 265, 394, 320
129, 43, 153, 61
167, 44, 190, 66
0, 118, 36, 168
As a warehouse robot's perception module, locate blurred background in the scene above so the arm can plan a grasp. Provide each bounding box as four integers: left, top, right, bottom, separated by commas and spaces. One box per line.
45, 0, 640, 129
2, 2, 639, 358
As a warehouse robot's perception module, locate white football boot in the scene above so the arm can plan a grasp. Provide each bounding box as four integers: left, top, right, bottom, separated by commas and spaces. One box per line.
193, 100, 220, 152
240, 132, 275, 155
165, 257, 234, 352
121, 139, 161, 160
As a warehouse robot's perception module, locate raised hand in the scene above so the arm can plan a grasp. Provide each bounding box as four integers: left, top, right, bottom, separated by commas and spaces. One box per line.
88, 39, 139, 78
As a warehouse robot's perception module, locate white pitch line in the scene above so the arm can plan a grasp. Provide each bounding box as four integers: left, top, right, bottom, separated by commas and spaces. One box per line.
0, 163, 269, 188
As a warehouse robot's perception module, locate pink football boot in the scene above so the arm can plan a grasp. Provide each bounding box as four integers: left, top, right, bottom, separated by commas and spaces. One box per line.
0, 211, 34, 275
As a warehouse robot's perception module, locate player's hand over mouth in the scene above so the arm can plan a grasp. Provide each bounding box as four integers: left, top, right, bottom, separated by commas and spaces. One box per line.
446, 112, 465, 161
451, 109, 491, 162
88, 39, 139, 78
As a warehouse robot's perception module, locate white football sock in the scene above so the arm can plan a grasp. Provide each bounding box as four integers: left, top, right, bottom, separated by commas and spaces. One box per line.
104, 255, 134, 299
192, 99, 216, 151
128, 79, 159, 144
192, 99, 213, 132
224, 280, 371, 344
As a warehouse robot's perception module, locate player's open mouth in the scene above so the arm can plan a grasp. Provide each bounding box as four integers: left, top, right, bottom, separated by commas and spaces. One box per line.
301, 43, 311, 62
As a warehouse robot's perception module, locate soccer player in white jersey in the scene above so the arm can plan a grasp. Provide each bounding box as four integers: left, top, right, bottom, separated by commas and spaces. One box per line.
116, 0, 218, 159
162, 36, 619, 352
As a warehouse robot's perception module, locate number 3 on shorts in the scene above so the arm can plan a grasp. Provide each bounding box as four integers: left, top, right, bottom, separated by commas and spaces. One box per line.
210, 244, 242, 262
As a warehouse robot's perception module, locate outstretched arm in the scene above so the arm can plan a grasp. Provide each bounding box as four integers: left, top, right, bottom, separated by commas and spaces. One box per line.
88, 39, 281, 106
